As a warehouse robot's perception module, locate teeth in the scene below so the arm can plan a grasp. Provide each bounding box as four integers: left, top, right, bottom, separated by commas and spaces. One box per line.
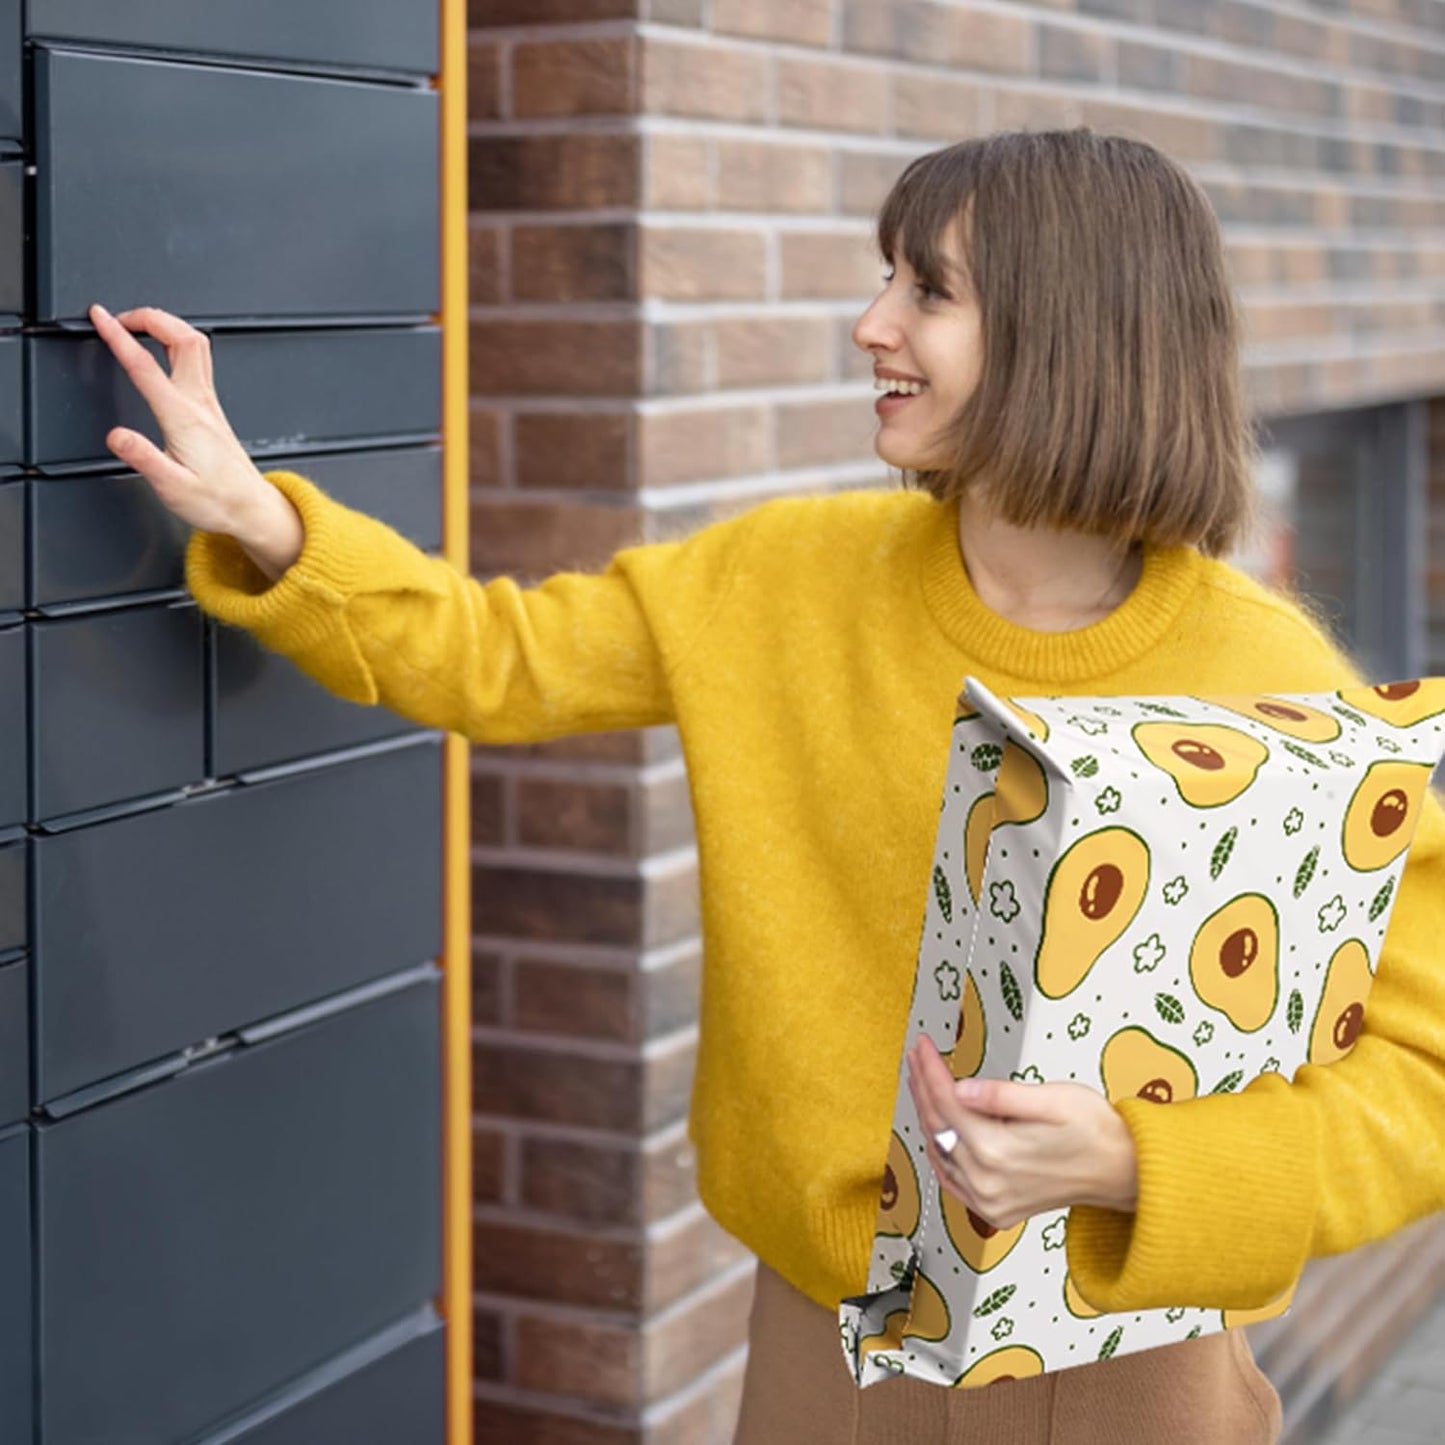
874, 378, 927, 396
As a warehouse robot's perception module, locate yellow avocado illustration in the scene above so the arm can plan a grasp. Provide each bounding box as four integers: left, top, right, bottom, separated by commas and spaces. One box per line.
1342, 760, 1433, 872
857, 1270, 952, 1358
948, 971, 987, 1080
1099, 1025, 1199, 1106
1133, 722, 1269, 808
1063, 1271, 1104, 1319
1221, 1277, 1297, 1329
1004, 701, 1050, 742
876, 1131, 921, 1239
964, 793, 996, 906
1339, 679, 1445, 729
993, 742, 1048, 827
1189, 894, 1279, 1032
1206, 694, 1342, 743
1035, 828, 1150, 999
1309, 939, 1373, 1065
953, 1344, 1046, 1390
941, 1189, 1027, 1274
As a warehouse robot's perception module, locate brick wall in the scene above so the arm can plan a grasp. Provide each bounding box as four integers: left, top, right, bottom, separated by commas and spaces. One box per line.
1431, 397, 1445, 673
465, 3, 1445, 1439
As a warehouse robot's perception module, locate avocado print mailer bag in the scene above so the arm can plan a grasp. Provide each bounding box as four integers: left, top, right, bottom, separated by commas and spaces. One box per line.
839, 677, 1445, 1392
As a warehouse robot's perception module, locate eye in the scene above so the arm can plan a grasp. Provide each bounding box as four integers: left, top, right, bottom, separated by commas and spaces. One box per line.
914, 281, 945, 304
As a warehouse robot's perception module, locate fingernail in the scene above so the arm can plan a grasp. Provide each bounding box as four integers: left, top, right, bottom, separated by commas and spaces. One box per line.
93, 303, 109, 317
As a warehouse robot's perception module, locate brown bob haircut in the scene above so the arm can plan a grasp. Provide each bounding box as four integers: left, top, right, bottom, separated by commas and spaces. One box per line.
877, 128, 1257, 558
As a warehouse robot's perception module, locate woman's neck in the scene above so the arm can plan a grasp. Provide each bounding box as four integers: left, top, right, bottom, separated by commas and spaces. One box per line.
956, 491, 1144, 634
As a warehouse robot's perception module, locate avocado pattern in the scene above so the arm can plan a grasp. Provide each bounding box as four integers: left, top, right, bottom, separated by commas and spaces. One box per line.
839, 675, 1445, 1392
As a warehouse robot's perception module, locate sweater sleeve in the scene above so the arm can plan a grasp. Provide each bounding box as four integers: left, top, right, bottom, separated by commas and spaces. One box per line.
184, 468, 751, 745
1066, 632, 1445, 1312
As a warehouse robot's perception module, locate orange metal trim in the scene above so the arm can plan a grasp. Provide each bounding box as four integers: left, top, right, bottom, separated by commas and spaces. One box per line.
439, 0, 473, 1441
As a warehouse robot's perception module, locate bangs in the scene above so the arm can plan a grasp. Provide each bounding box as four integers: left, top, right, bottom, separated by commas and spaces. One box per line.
876, 146, 982, 296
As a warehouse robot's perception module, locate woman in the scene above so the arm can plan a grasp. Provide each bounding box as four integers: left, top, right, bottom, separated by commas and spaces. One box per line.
89, 129, 1445, 1443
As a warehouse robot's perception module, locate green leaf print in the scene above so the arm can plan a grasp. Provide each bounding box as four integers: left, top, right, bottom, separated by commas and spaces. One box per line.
1283, 741, 1330, 768
1333, 705, 1367, 728
1293, 846, 1320, 898
1155, 992, 1185, 1025
1137, 702, 1187, 718
1286, 989, 1303, 1034
1210, 826, 1238, 880
1210, 1070, 1245, 1094
971, 743, 1003, 772
1369, 878, 1396, 922
1071, 755, 1099, 778
973, 1283, 1017, 1317
1185, 1325, 1202, 1340
933, 865, 953, 924
999, 962, 1024, 1022
1098, 1326, 1124, 1360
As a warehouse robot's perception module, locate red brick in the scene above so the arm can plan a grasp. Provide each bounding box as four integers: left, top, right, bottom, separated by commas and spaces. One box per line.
713, 315, 832, 390
779, 230, 879, 299
992, 85, 1083, 131
474, 1122, 508, 1203
514, 956, 634, 1042
639, 227, 768, 301
646, 0, 705, 22
513, 1309, 640, 1407
512, 37, 637, 119
469, 40, 502, 120
473, 948, 504, 1027
467, 404, 504, 489
515, 410, 633, 491
844, 0, 1031, 72
1039, 21, 1110, 81
712, 0, 833, 46
475, 1217, 645, 1310
638, 404, 773, 486
474, 1306, 505, 1383
468, 223, 502, 307
776, 395, 876, 469
643, 134, 712, 209
473, 1399, 637, 1445
469, 497, 644, 578
522, 1132, 640, 1223
642, 1127, 700, 1221
1076, 99, 1222, 163
640, 36, 771, 122
475, 1038, 644, 1128
647, 320, 712, 396
517, 776, 634, 854
777, 55, 888, 133
472, 767, 505, 846
511, 224, 636, 303
641, 945, 700, 1040
891, 72, 987, 141
646, 1212, 754, 1314
470, 135, 639, 212
715, 138, 832, 214
643, 1262, 755, 1395
839, 149, 909, 216
647, 1358, 746, 1445
469, 320, 641, 397
468, 0, 634, 21
639, 770, 695, 856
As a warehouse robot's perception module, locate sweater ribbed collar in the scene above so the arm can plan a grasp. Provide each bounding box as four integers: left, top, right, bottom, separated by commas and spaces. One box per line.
918, 495, 1207, 684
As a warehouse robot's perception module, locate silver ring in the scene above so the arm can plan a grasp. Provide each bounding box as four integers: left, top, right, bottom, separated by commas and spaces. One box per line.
933, 1127, 959, 1157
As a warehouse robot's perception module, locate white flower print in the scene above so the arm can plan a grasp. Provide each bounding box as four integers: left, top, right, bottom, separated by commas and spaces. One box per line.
1284, 808, 1304, 836
991, 1316, 1014, 1341
1067, 1013, 1091, 1041
1010, 1064, 1046, 1085
1193, 1020, 1214, 1047
1042, 1215, 1067, 1252
1133, 933, 1166, 973
1095, 787, 1123, 814
934, 960, 961, 1002
989, 880, 1021, 923
1318, 894, 1347, 933
1163, 876, 1189, 906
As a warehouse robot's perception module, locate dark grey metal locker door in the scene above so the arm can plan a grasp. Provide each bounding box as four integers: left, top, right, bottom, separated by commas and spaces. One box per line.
0, 1126, 30, 1445
33, 47, 439, 324
34, 738, 442, 1102
0, 624, 24, 829
0, 0, 20, 147
0, 335, 20, 465
28, 326, 441, 470
267, 445, 444, 552
0, 162, 20, 323
0, 839, 23, 953
212, 626, 419, 778
200, 1314, 445, 1445
0, 959, 25, 1125
28, 0, 439, 77
36, 974, 442, 1445
30, 600, 205, 822
0, 478, 21, 616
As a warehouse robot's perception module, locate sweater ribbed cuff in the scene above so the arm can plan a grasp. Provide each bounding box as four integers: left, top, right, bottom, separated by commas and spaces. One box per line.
1065, 1071, 1317, 1312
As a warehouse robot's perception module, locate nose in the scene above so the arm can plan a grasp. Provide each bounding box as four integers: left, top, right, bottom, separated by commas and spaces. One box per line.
851, 287, 902, 358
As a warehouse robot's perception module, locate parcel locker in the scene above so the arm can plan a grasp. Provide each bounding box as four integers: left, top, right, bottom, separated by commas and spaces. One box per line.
28, 0, 439, 77
30, 600, 205, 822
33, 46, 439, 324
0, 0, 18, 148
199, 1313, 445, 1445
27, 326, 442, 471
0, 623, 23, 830
34, 737, 442, 1102
0, 478, 20, 617
0, 838, 22, 953
0, 161, 18, 323
0, 957, 25, 1125
0, 334, 19, 465
0, 1125, 30, 1445
36, 972, 442, 1445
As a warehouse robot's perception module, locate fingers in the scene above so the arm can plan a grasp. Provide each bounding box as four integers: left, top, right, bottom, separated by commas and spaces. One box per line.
104, 425, 197, 502
89, 302, 215, 401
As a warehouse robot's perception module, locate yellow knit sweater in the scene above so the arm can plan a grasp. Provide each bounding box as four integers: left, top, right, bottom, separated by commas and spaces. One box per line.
186, 469, 1445, 1315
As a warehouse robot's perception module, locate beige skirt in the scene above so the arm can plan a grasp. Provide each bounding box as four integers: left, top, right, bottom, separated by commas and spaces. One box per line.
733, 1261, 1283, 1445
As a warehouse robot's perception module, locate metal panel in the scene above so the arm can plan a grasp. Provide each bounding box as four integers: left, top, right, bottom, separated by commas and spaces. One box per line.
0, 335, 20, 465
0, 625, 23, 829
0, 163, 20, 323
199, 1315, 445, 1445
0, 1127, 29, 1444
34, 47, 439, 324
34, 739, 442, 1100
212, 628, 420, 777
36, 975, 442, 1445
0, 0, 19, 145
30, 600, 205, 822
0, 479, 21, 615
27, 326, 441, 471
29, 445, 440, 608
28, 0, 438, 77
0, 841, 22, 954
0, 959, 24, 1126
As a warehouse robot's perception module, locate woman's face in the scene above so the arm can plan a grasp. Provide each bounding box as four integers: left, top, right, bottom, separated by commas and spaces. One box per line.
851, 222, 984, 473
